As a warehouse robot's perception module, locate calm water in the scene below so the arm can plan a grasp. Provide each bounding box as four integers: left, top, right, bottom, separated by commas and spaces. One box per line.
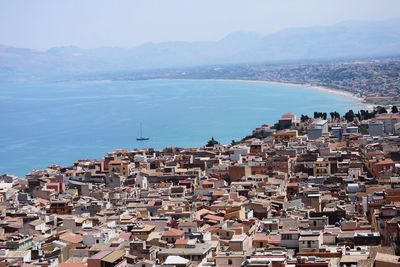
0, 79, 365, 176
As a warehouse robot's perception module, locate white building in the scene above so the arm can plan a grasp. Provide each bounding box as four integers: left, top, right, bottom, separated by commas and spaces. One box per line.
308, 119, 328, 140
299, 231, 322, 252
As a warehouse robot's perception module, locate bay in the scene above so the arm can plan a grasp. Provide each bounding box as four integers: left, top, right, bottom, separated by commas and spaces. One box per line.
0, 79, 365, 176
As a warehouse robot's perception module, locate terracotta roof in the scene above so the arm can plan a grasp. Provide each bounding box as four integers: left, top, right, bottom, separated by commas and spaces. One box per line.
59, 232, 83, 244
253, 232, 269, 241
376, 114, 400, 119
194, 208, 214, 220
6, 223, 23, 229
101, 250, 125, 263
204, 214, 224, 222
205, 225, 219, 232
268, 234, 281, 245
175, 239, 188, 245
375, 252, 400, 264
89, 250, 112, 260
163, 228, 184, 237
212, 191, 225, 196
118, 232, 132, 239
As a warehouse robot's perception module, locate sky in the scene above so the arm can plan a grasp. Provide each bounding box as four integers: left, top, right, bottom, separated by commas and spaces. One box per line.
0, 0, 400, 50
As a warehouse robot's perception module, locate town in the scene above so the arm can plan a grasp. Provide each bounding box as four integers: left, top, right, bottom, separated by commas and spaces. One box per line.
119, 57, 400, 105
1, 110, 400, 267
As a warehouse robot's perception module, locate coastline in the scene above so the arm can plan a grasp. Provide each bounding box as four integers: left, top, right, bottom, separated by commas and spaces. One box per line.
1, 78, 375, 176
207, 78, 374, 110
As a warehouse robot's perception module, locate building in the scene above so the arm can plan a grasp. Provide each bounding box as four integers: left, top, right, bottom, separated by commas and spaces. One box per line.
299, 231, 322, 252
313, 158, 331, 177
228, 165, 251, 182
278, 112, 297, 130
280, 230, 300, 249
273, 130, 299, 142
374, 252, 400, 267
307, 119, 328, 140
331, 126, 359, 139
376, 114, 400, 134
369, 120, 385, 136
88, 250, 126, 267
158, 243, 213, 265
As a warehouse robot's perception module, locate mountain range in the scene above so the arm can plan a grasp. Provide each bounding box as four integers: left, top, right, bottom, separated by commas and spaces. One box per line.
1, 18, 400, 79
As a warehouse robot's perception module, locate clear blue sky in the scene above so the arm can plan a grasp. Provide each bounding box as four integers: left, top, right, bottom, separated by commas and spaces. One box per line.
1, 0, 399, 50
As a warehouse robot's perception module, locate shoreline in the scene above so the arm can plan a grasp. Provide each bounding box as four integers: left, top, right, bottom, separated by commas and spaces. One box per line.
205, 78, 375, 110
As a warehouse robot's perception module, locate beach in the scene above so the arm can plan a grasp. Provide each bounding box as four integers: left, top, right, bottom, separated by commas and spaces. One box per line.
209, 78, 374, 110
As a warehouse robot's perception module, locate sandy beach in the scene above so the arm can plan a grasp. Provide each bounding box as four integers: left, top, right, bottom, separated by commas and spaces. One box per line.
209, 78, 375, 110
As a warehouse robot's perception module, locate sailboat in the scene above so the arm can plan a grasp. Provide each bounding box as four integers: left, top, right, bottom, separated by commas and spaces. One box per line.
136, 123, 150, 141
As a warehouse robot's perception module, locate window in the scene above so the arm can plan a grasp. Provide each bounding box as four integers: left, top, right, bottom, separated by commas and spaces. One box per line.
228, 259, 232, 265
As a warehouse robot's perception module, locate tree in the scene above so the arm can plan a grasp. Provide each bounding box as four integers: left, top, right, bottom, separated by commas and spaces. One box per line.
359, 125, 369, 135
362, 109, 375, 120
356, 111, 361, 121
301, 114, 310, 122
206, 137, 219, 147
392, 105, 399, 113
330, 111, 340, 120
360, 110, 367, 120
313, 112, 326, 119
272, 123, 281, 130
375, 106, 388, 114
344, 110, 355, 122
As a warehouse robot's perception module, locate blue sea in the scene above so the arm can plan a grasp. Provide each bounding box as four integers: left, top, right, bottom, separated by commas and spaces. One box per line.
0, 79, 365, 176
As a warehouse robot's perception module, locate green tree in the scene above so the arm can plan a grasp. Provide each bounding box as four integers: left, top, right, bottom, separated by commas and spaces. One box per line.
392, 106, 399, 113
364, 110, 375, 119
356, 111, 361, 121
375, 106, 388, 114
359, 125, 369, 135
301, 114, 310, 122
330, 111, 340, 120
272, 123, 280, 130
206, 137, 219, 147
344, 110, 355, 122
360, 110, 367, 120
313, 112, 326, 119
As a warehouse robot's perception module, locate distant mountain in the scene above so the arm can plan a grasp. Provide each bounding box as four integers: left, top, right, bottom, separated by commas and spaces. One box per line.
1, 18, 400, 79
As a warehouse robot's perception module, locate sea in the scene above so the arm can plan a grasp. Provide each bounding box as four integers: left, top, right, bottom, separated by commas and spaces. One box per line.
0, 78, 365, 176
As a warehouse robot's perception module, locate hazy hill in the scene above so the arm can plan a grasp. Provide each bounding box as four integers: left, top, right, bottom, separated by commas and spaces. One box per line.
1, 18, 400, 79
